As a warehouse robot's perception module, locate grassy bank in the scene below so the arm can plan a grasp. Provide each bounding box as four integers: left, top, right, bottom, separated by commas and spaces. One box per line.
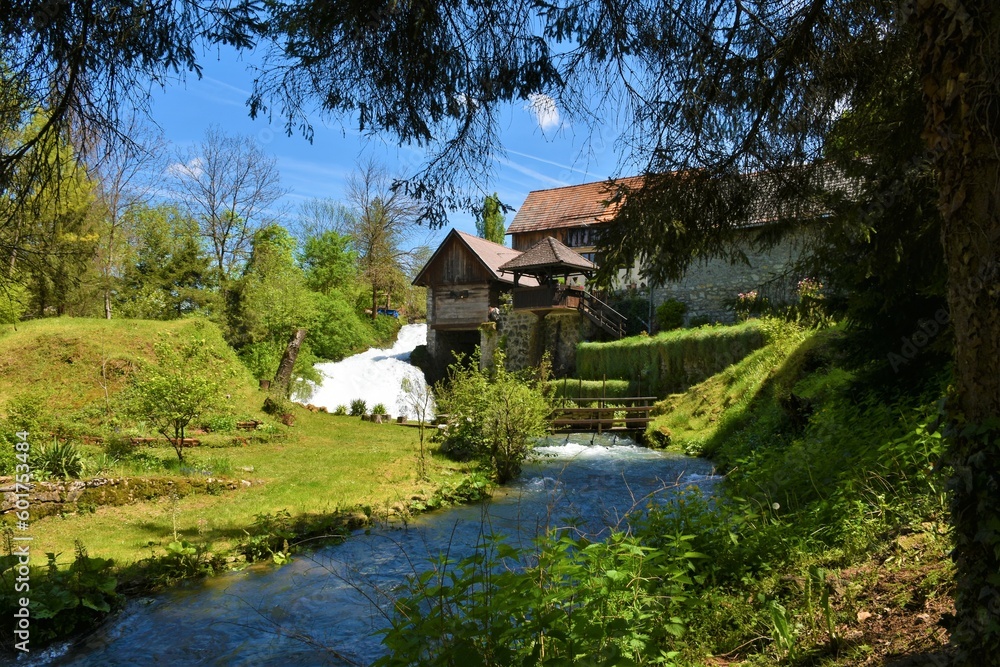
377, 320, 955, 666
23, 409, 475, 568
576, 320, 766, 396
0, 316, 481, 649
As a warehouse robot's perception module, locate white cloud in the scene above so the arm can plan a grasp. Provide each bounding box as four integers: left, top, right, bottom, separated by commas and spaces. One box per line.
166, 157, 204, 180
525, 93, 561, 132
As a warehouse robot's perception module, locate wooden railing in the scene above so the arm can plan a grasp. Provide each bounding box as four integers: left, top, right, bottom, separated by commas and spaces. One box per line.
549, 396, 657, 432
578, 290, 628, 339
510, 286, 627, 339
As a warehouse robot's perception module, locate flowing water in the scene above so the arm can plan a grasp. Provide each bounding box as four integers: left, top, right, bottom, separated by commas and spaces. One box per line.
302, 324, 435, 420
23, 327, 721, 666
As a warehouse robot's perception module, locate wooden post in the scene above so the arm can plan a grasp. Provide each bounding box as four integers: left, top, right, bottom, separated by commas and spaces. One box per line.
273, 329, 308, 395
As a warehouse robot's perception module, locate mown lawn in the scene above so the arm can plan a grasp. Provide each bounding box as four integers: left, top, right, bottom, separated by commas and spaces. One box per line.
27, 409, 471, 567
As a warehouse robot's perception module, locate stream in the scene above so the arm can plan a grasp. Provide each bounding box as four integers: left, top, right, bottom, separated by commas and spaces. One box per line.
22, 325, 720, 666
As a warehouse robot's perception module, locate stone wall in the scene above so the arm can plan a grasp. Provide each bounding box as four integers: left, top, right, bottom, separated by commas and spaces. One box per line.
495, 310, 537, 371
652, 225, 814, 324
490, 309, 592, 377
1, 476, 254, 519
537, 311, 593, 377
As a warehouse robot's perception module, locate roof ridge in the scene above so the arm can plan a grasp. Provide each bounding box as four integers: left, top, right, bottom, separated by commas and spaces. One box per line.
521, 175, 642, 196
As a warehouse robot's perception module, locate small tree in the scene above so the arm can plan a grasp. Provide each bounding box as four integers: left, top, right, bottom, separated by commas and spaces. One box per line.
399, 374, 434, 480
437, 350, 549, 484
129, 333, 224, 462
475, 193, 506, 245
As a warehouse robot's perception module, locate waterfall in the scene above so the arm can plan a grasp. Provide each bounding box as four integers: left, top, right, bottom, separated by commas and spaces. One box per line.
303, 323, 435, 420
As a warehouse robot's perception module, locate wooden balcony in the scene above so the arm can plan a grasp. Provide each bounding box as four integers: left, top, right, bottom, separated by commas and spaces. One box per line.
511, 286, 627, 339
511, 285, 583, 311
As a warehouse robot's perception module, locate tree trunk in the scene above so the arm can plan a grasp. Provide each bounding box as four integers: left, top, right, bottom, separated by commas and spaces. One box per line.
916, 0, 1000, 662
372, 284, 378, 320
104, 289, 112, 319
273, 328, 308, 395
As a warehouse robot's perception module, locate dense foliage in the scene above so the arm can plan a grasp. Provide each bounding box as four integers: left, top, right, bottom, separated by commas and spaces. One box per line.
436, 351, 550, 484
380, 326, 952, 666
576, 321, 766, 396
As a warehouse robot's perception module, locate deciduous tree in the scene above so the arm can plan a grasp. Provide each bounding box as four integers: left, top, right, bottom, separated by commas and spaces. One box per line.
171, 126, 285, 291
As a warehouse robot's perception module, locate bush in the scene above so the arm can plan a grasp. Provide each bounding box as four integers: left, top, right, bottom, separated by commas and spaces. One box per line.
0, 543, 121, 645
655, 298, 688, 331
310, 292, 376, 361
262, 392, 294, 417
102, 434, 135, 461
202, 414, 237, 433
349, 399, 367, 416
34, 440, 84, 479
436, 349, 549, 484
371, 403, 388, 416
333, 405, 348, 416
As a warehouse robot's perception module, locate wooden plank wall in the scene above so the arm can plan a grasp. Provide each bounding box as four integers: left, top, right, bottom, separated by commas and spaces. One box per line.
422, 236, 494, 284
431, 284, 490, 329
511, 229, 568, 252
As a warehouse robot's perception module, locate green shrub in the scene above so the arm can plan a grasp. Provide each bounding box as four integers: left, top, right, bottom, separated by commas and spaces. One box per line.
34, 439, 84, 479
0, 435, 16, 475
202, 414, 237, 433
333, 405, 348, 416
349, 399, 367, 416
3, 393, 47, 433
655, 298, 687, 331
310, 292, 375, 361
371, 314, 402, 347
371, 403, 388, 416
0, 543, 121, 645
102, 434, 135, 461
436, 349, 549, 484
262, 392, 293, 416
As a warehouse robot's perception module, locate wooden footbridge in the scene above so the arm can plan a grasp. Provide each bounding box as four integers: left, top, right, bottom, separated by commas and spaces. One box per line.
549, 395, 657, 433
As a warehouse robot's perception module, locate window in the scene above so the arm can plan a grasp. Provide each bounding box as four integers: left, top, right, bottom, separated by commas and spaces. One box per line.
566, 227, 595, 247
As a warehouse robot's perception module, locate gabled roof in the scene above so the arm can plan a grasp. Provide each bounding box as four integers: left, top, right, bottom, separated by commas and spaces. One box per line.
499, 236, 596, 274
412, 229, 539, 287
506, 176, 644, 235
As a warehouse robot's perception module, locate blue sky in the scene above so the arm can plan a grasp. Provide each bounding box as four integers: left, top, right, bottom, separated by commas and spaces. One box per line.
147, 48, 620, 247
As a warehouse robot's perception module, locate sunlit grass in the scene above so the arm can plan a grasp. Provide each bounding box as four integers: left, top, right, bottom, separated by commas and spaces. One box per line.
28, 410, 471, 567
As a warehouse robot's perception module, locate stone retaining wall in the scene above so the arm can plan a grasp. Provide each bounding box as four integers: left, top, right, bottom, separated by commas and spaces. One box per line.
0, 476, 254, 519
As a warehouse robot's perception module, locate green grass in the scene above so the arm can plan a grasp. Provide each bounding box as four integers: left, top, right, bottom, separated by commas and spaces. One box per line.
0, 316, 262, 430
576, 320, 766, 396
27, 409, 472, 567
0, 316, 475, 568
646, 322, 818, 452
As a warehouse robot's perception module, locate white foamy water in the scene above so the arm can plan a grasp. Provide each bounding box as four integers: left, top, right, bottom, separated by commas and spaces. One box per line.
303, 323, 435, 420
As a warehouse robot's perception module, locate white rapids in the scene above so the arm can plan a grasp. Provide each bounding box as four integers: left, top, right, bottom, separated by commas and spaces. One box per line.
302, 323, 435, 420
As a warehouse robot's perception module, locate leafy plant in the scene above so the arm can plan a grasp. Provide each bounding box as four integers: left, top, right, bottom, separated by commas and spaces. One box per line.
349, 398, 367, 416
436, 349, 549, 484
239, 510, 295, 563
0, 542, 120, 644
656, 298, 687, 331
333, 404, 348, 416
371, 403, 388, 416
127, 332, 228, 461
35, 439, 84, 479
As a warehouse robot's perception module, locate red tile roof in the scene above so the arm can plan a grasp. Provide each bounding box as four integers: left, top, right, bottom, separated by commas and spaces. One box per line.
506, 176, 644, 235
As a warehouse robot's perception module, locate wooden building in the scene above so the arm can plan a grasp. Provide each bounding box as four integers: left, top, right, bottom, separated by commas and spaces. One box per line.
412, 229, 538, 365
506, 177, 643, 262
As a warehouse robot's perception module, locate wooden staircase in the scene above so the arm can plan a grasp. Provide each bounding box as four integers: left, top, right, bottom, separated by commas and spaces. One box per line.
578, 290, 627, 339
